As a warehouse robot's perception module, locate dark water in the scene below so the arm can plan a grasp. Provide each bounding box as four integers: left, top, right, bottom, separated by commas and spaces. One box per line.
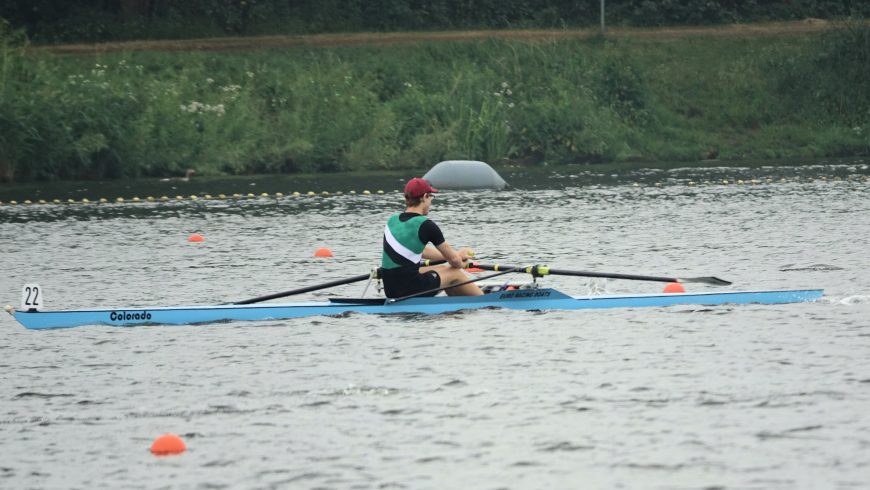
1, 161, 869, 489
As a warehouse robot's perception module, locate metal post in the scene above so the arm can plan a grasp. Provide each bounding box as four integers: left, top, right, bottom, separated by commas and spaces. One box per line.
600, 0, 606, 35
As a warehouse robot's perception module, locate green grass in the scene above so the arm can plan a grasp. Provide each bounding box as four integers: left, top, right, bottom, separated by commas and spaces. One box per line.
1, 21, 868, 182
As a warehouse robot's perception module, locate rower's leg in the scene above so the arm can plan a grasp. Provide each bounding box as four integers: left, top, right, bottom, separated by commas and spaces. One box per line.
419, 265, 484, 296
439, 268, 484, 296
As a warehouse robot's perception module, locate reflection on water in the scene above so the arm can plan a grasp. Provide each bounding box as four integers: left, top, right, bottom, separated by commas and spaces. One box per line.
0, 160, 868, 489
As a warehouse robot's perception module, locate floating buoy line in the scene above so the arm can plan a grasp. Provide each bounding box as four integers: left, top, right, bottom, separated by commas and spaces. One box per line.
0, 175, 867, 207
0, 189, 391, 207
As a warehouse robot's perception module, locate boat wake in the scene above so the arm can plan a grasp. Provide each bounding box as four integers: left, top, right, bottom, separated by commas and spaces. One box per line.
779, 263, 844, 272
836, 295, 870, 305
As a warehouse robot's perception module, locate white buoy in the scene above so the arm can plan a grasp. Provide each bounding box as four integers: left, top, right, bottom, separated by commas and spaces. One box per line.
423, 160, 507, 190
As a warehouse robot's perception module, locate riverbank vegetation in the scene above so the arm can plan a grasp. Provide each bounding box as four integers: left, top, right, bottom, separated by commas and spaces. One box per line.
1, 19, 868, 182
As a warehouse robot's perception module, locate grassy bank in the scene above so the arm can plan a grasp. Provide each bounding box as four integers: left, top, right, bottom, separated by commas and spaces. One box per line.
1, 21, 868, 182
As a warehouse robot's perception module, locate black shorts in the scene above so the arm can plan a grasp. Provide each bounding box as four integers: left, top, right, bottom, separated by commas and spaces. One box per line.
381, 268, 441, 298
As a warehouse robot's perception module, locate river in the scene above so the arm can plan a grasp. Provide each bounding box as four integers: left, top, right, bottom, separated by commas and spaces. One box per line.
1, 159, 869, 489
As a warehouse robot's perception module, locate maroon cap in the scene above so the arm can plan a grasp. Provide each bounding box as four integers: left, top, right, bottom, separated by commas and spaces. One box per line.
404, 178, 439, 198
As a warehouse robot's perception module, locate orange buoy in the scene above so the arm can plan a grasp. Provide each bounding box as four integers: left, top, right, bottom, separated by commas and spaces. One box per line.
466, 267, 484, 273
663, 282, 686, 293
188, 233, 204, 242
150, 433, 186, 455
314, 247, 333, 258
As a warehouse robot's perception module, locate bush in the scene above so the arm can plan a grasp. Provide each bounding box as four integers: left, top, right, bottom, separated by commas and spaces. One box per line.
4, 1, 870, 43
1, 31, 868, 182
770, 19, 870, 125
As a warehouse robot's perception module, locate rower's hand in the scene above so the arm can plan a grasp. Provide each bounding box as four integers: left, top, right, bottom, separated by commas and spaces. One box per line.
457, 248, 475, 262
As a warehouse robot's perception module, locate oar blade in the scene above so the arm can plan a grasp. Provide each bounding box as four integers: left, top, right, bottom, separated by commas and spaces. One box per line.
679, 276, 732, 286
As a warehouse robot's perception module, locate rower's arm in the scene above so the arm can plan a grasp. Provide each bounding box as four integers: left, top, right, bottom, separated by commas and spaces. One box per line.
421, 245, 444, 261
434, 241, 465, 269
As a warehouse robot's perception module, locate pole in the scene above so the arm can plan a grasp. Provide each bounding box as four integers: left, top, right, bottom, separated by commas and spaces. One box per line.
600, 0, 606, 35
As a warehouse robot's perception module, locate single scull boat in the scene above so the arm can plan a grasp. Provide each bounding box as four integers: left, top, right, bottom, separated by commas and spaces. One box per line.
8, 288, 823, 330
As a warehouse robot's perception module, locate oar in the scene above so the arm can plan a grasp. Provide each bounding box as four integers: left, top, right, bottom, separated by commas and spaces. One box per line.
388, 266, 527, 303
234, 272, 373, 305
470, 263, 732, 286
235, 258, 458, 305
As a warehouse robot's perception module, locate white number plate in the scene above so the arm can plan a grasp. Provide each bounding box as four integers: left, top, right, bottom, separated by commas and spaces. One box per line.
21, 284, 43, 311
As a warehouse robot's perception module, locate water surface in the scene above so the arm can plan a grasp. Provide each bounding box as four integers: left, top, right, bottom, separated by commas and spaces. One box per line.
1, 161, 868, 489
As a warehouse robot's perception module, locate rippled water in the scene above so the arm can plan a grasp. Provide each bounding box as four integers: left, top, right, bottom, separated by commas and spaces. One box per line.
2, 161, 869, 489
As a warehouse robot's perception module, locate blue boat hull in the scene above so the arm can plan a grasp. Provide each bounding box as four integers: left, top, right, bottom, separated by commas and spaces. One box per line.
10, 288, 824, 330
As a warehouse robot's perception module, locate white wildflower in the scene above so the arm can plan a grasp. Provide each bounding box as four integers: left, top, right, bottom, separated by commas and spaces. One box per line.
181, 101, 202, 113
180, 101, 225, 115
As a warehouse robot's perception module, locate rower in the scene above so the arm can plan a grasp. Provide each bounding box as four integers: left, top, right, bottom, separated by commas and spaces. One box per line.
380, 178, 483, 298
